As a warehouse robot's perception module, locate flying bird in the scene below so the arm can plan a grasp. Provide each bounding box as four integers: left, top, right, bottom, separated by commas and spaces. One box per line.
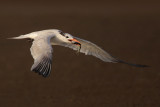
10, 29, 148, 77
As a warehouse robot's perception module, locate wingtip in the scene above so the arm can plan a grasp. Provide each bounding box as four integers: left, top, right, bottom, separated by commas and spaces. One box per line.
31, 68, 50, 78
117, 60, 150, 68
133, 64, 150, 68
31, 57, 52, 78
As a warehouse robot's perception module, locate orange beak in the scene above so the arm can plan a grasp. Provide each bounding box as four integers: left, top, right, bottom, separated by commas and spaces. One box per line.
68, 38, 81, 46
68, 38, 81, 52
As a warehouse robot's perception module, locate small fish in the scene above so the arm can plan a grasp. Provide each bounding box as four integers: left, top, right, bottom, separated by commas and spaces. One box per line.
76, 44, 81, 55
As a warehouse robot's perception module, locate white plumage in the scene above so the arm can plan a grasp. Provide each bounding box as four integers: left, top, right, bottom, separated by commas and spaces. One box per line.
10, 29, 148, 77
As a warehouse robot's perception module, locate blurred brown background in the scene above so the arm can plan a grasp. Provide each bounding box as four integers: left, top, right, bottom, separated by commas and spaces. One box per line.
0, 0, 160, 107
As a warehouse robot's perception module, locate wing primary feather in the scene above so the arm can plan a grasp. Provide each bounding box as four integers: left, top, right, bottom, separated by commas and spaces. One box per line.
34, 58, 46, 73
31, 56, 52, 77
36, 63, 43, 73
32, 62, 42, 73
42, 58, 49, 75
46, 58, 52, 77
45, 60, 52, 77
40, 57, 49, 76
43, 59, 51, 77
42, 58, 50, 77
116, 60, 149, 67
38, 57, 47, 75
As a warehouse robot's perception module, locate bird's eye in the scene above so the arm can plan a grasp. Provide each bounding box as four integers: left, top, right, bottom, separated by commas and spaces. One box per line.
59, 31, 65, 36
66, 36, 69, 38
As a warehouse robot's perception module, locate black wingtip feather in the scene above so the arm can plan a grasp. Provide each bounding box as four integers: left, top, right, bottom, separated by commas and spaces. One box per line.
117, 60, 149, 67
32, 57, 52, 78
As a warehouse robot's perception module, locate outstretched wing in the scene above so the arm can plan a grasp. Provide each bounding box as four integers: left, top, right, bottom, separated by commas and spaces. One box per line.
30, 38, 53, 77
59, 37, 118, 63
58, 36, 148, 67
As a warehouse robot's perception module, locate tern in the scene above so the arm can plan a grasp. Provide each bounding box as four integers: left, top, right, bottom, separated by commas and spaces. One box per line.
10, 29, 148, 77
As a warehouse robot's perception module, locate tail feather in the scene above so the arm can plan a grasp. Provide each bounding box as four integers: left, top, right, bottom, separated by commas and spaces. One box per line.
7, 35, 27, 39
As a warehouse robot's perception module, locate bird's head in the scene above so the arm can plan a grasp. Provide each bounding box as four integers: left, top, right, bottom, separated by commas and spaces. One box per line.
58, 30, 81, 50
